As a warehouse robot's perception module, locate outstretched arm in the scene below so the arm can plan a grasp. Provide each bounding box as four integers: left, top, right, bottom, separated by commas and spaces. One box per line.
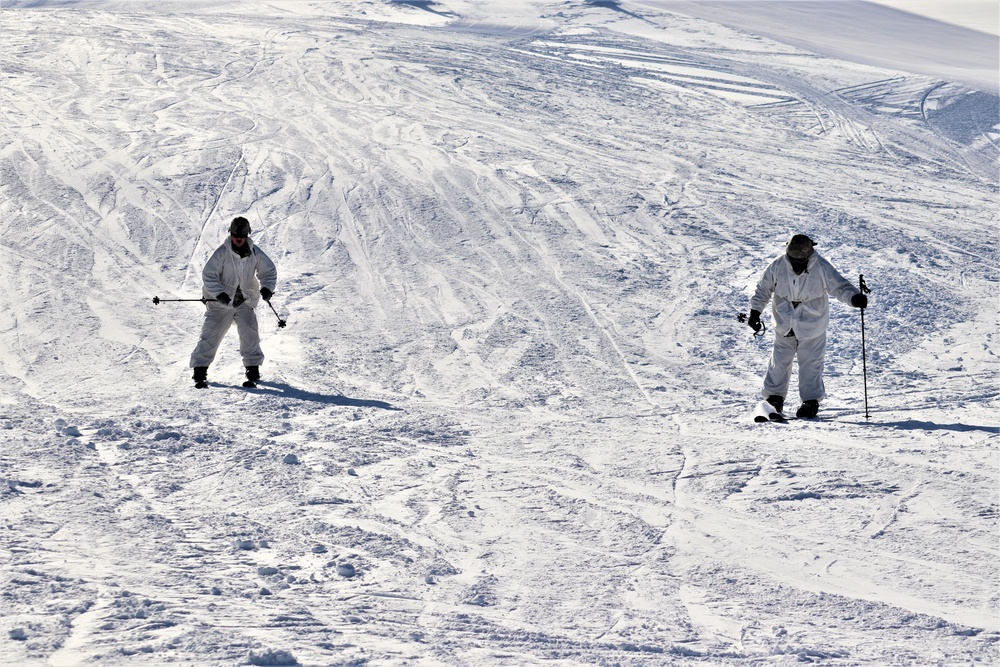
821, 257, 860, 306
202, 248, 227, 298
256, 248, 278, 293
749, 262, 776, 314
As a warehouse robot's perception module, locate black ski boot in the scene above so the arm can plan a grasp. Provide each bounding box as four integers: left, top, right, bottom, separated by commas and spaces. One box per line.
796, 400, 819, 419
243, 366, 260, 388
765, 395, 784, 415
193, 366, 209, 389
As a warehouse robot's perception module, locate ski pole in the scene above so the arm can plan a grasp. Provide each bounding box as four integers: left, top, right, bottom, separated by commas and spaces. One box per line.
154, 295, 286, 328
859, 274, 872, 420
152, 296, 217, 305
266, 299, 287, 328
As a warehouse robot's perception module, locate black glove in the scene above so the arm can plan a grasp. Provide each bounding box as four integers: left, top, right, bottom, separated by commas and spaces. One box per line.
260, 287, 272, 302
851, 293, 868, 309
748, 310, 762, 333
215, 293, 231, 305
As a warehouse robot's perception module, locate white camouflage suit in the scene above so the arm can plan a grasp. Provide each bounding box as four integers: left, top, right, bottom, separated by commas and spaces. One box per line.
750, 252, 859, 402
189, 238, 278, 369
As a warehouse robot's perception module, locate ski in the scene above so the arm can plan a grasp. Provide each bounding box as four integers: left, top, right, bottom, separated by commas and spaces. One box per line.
752, 400, 833, 423
754, 400, 787, 423
191, 380, 259, 390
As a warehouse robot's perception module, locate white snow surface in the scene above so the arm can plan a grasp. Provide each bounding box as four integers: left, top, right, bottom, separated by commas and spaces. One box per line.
1, 1, 998, 665
868, 0, 998, 36
633, 1, 999, 93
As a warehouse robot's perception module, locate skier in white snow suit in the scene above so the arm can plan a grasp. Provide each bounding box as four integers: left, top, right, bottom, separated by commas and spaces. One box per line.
190, 217, 277, 388
747, 234, 867, 418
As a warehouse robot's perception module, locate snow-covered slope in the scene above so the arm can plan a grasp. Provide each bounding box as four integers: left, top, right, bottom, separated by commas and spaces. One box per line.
636, 1, 999, 93
1, 1, 997, 665
869, 0, 999, 36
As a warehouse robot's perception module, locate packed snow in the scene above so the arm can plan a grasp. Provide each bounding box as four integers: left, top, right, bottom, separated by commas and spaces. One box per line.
1, 1, 997, 665
867, 0, 998, 36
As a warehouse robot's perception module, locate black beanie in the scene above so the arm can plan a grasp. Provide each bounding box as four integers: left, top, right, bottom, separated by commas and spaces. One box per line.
786, 234, 816, 259
229, 217, 252, 237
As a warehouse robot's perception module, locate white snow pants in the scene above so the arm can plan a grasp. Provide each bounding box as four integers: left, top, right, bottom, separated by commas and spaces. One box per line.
189, 303, 264, 369
762, 331, 827, 402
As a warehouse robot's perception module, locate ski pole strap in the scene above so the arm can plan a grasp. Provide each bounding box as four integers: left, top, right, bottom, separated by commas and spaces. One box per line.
737, 312, 767, 338
859, 274, 872, 295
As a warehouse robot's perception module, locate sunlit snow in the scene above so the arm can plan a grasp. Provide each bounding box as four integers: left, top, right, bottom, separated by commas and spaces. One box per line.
1, 1, 997, 665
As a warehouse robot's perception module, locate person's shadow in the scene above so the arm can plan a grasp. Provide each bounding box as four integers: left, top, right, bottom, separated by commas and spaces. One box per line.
584, 0, 652, 23
252, 381, 400, 411
851, 419, 997, 434
390, 0, 455, 17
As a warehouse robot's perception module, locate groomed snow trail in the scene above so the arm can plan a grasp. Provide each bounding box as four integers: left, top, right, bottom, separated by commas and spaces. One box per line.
1, 1, 997, 665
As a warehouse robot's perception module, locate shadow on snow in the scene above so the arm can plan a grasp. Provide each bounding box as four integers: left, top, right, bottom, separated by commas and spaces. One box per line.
854, 419, 997, 434
249, 381, 400, 411
584, 0, 652, 23
389, 0, 456, 17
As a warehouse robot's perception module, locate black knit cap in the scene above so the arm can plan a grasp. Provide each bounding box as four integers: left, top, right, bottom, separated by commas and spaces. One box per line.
786, 234, 816, 260
229, 216, 252, 237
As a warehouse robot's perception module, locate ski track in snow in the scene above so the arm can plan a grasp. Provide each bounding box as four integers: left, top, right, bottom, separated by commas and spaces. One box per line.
0, 1, 997, 665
